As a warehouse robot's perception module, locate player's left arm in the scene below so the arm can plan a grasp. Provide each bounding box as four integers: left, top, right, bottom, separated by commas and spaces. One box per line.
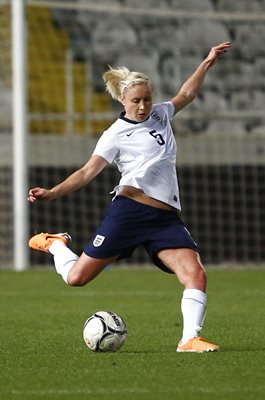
170, 41, 231, 115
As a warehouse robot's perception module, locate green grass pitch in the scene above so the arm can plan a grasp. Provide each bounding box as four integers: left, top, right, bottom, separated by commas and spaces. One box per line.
1, 266, 265, 400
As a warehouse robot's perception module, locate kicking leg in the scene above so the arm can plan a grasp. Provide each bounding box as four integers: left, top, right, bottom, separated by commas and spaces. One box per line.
29, 232, 118, 286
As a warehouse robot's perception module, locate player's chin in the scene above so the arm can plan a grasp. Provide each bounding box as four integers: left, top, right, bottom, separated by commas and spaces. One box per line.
136, 114, 147, 121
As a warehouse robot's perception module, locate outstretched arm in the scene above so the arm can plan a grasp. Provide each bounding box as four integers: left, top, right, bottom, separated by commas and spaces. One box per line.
28, 155, 108, 203
171, 41, 231, 114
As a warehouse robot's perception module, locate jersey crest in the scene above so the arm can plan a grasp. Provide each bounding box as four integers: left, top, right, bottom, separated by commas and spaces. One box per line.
150, 110, 166, 126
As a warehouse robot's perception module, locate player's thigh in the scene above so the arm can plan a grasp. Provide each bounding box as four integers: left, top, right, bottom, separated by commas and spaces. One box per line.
157, 248, 206, 289
67, 252, 119, 286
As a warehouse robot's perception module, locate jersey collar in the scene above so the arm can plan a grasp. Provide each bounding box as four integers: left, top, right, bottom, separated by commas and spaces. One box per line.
119, 111, 150, 124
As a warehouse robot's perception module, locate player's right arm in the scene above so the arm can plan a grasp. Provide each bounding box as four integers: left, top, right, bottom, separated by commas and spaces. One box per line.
28, 155, 108, 203
170, 41, 231, 114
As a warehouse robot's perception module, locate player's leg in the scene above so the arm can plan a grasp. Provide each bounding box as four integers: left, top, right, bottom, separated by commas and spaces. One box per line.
157, 248, 207, 340
29, 232, 119, 286
65, 252, 119, 286
157, 247, 206, 290
157, 248, 219, 352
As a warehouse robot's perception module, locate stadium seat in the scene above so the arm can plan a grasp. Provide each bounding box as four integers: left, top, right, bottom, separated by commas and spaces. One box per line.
235, 24, 265, 60
216, 0, 262, 11
202, 91, 228, 112
169, 0, 213, 11
123, 0, 168, 7
230, 90, 252, 110
205, 120, 246, 136
116, 51, 161, 99
180, 21, 229, 55
91, 18, 137, 50
251, 124, 265, 135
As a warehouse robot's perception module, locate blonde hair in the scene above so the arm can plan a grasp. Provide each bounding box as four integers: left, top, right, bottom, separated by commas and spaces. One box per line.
103, 66, 152, 101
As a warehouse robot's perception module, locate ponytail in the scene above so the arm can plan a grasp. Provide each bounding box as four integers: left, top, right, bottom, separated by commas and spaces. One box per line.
103, 66, 152, 100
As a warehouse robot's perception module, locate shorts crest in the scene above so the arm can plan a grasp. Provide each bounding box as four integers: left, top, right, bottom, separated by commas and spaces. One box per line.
93, 234, 105, 247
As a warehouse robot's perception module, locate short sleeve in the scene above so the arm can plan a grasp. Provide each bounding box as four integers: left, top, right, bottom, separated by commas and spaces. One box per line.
92, 130, 118, 164
163, 101, 175, 120
152, 101, 175, 121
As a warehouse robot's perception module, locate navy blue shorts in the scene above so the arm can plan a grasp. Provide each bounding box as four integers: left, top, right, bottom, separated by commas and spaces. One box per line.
84, 196, 198, 273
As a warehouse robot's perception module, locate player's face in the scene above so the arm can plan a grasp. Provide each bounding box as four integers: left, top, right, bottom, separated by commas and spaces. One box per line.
121, 84, 153, 122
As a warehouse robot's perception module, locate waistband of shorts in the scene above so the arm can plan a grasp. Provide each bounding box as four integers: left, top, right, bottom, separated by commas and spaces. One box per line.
114, 195, 180, 214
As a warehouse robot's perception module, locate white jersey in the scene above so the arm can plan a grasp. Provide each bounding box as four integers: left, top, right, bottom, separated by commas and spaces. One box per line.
92, 101, 181, 210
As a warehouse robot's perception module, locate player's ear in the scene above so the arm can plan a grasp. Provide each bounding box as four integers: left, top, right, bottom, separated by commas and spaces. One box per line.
119, 95, 125, 106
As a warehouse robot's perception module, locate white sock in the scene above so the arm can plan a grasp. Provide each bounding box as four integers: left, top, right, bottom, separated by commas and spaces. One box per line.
49, 240, 79, 284
180, 288, 207, 343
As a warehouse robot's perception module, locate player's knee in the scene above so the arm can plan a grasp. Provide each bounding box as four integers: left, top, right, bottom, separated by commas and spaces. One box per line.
186, 265, 206, 291
67, 271, 88, 287
177, 260, 206, 290
197, 266, 207, 285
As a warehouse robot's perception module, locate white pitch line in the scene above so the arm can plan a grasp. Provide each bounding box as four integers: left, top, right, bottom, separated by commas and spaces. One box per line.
58, 290, 176, 297
6, 385, 265, 396
8, 387, 150, 396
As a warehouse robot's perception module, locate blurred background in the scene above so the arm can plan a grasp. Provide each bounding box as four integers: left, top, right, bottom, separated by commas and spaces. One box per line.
0, 0, 265, 269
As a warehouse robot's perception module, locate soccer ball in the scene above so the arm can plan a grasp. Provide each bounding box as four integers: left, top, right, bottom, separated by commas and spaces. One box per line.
83, 311, 127, 352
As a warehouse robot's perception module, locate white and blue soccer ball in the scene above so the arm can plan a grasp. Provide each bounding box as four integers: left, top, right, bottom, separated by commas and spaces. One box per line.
83, 311, 127, 352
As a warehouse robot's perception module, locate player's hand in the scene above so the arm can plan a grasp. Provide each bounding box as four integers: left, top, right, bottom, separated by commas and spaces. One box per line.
28, 187, 52, 203
206, 41, 232, 66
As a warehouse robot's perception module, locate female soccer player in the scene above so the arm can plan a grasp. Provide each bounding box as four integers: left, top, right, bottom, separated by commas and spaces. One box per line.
28, 41, 231, 352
